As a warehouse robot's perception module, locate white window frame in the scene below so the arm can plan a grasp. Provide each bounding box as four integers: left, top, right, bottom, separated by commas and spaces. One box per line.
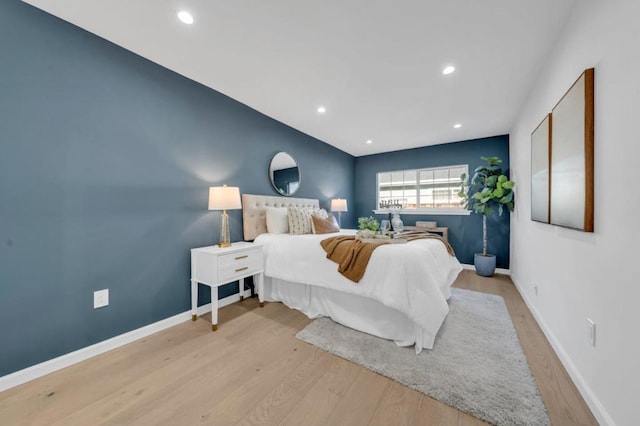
373, 164, 470, 216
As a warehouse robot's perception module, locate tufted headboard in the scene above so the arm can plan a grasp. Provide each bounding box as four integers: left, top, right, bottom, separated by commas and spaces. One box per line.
242, 194, 320, 241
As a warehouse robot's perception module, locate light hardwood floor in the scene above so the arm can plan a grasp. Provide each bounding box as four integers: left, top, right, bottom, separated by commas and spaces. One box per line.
0, 270, 597, 425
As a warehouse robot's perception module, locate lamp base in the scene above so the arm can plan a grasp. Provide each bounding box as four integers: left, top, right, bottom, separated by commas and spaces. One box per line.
218, 210, 231, 248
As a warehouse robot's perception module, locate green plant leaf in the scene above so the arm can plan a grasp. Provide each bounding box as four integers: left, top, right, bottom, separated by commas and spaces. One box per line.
480, 156, 502, 165
461, 156, 514, 220
500, 192, 513, 203
358, 216, 379, 231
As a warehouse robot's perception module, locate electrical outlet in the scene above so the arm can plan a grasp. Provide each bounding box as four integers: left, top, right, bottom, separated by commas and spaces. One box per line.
533, 285, 538, 296
587, 318, 596, 346
94, 289, 109, 309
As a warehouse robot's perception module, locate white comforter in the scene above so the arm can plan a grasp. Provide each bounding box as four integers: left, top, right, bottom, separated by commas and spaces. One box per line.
254, 230, 462, 348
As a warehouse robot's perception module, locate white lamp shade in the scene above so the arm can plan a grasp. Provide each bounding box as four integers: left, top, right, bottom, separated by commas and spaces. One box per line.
331, 198, 348, 212
208, 186, 242, 210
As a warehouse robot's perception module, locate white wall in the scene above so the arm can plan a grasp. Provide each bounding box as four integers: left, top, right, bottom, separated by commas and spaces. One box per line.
510, 1, 640, 425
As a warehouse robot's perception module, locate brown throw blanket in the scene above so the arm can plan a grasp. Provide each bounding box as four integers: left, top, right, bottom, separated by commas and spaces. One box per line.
320, 234, 455, 283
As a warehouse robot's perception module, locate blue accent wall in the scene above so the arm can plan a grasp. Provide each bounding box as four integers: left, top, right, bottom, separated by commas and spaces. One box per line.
354, 136, 510, 268
0, 2, 354, 376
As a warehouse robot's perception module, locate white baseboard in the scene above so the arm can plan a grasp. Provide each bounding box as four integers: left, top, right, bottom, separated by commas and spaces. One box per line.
461, 263, 510, 275
0, 289, 254, 393
4, 276, 615, 425
510, 276, 615, 426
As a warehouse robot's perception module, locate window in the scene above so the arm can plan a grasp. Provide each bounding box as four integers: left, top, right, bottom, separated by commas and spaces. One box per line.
376, 164, 469, 214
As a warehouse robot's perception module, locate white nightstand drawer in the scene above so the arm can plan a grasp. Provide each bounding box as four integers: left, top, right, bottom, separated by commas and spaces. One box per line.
218, 258, 261, 282
217, 247, 262, 282
217, 247, 261, 269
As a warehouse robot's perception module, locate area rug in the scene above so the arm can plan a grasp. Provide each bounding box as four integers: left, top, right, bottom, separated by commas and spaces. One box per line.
295, 288, 550, 426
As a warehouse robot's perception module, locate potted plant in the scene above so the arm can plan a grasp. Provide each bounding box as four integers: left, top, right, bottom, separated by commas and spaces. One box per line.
357, 216, 379, 239
458, 156, 515, 276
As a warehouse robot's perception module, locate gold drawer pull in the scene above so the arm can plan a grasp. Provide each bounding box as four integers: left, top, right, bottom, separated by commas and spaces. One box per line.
235, 266, 249, 273
235, 255, 249, 260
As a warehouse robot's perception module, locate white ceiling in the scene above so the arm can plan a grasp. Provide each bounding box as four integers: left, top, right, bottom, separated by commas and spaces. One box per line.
23, 0, 576, 156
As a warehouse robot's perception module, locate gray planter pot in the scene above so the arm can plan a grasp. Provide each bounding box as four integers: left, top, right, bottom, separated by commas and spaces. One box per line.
474, 253, 496, 277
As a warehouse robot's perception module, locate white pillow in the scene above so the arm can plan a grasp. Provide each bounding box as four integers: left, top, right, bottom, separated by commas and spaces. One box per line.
265, 207, 289, 234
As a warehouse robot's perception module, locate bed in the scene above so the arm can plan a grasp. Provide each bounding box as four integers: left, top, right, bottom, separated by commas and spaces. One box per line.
242, 194, 462, 351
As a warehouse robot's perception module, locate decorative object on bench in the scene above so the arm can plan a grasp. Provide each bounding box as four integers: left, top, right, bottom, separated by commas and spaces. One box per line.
391, 211, 404, 231
356, 216, 379, 239
459, 156, 515, 276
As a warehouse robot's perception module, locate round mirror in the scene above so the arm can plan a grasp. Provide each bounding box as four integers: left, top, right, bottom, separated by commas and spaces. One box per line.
269, 152, 300, 196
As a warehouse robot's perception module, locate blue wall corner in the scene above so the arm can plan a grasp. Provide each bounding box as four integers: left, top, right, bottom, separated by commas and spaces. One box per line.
354, 136, 511, 268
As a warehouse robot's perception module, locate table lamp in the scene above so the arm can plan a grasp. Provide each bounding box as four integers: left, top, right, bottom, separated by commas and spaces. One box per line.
208, 185, 242, 247
330, 198, 348, 227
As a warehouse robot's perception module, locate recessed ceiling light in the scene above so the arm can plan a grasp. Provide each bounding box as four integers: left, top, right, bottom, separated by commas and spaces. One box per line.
177, 11, 194, 25
454, 123, 462, 129
317, 106, 326, 114
442, 65, 456, 75
366, 139, 373, 144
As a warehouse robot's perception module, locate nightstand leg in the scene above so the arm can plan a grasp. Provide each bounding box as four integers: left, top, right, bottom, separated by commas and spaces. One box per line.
211, 286, 218, 331
257, 272, 264, 308
239, 278, 244, 301
191, 280, 198, 321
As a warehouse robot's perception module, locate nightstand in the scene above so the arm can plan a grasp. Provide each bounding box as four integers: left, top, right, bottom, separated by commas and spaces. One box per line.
190, 242, 264, 331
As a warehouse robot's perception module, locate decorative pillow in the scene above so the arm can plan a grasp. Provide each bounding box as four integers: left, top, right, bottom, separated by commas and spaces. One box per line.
265, 206, 289, 234
311, 214, 340, 234
286, 205, 325, 235
287, 205, 315, 235
316, 208, 329, 219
